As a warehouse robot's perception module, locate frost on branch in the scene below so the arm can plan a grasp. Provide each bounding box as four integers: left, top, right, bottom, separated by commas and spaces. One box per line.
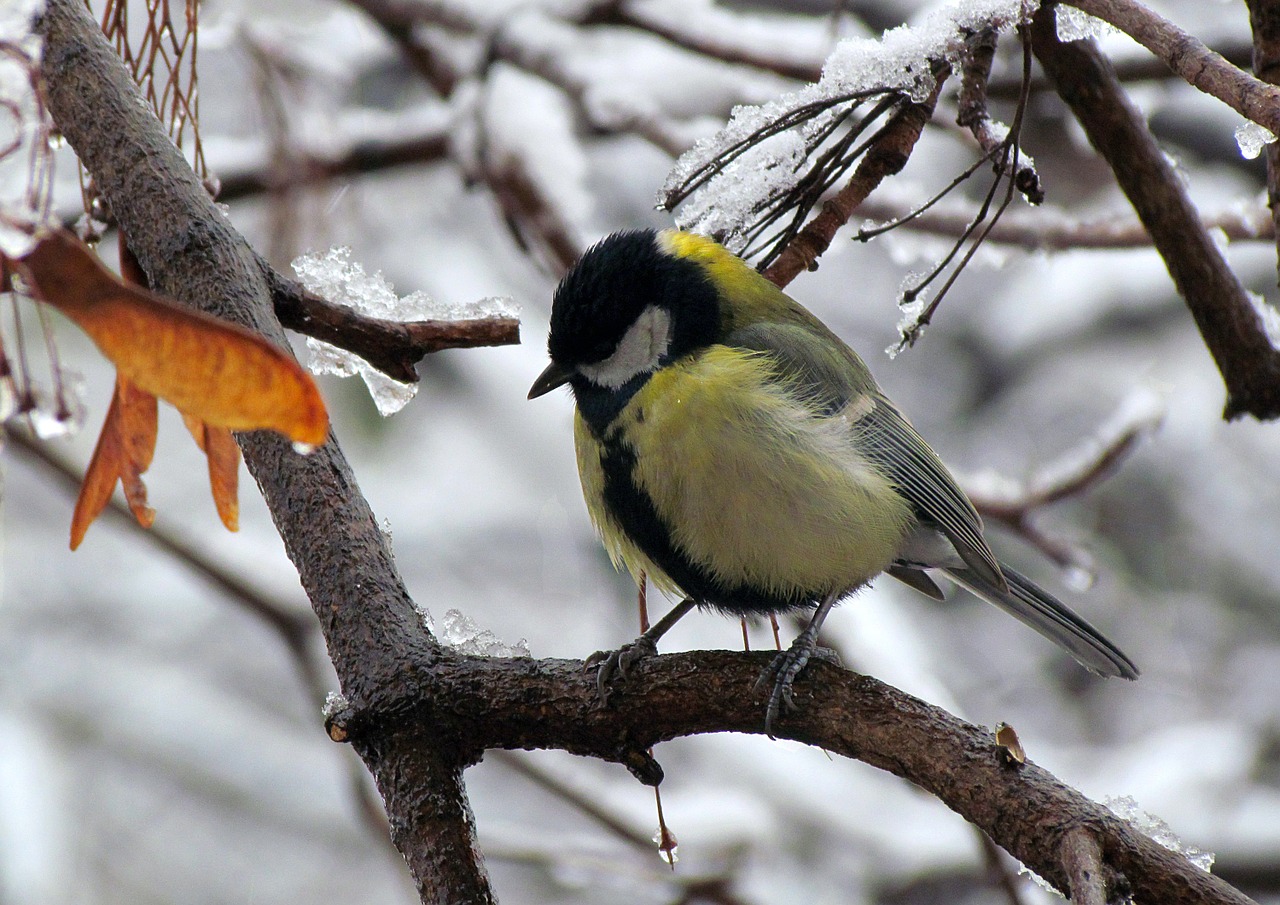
291, 247, 515, 416
1235, 121, 1277, 161
440, 608, 530, 658
1106, 796, 1216, 873
660, 0, 1038, 260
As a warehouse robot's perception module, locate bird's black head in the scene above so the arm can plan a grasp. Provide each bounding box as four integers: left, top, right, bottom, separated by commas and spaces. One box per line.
546, 229, 722, 378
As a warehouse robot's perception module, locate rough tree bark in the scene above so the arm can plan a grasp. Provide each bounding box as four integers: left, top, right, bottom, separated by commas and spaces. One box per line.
29, 1, 1261, 903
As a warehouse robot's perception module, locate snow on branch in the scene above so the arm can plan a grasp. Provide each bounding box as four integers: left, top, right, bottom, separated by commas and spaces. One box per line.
660, 0, 1039, 264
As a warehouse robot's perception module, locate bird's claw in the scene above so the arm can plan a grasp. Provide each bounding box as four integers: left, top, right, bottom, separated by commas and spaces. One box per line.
587, 635, 659, 704
755, 638, 841, 738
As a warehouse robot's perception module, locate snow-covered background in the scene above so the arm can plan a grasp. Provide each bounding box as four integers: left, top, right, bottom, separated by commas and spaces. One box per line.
4, 0, 1280, 902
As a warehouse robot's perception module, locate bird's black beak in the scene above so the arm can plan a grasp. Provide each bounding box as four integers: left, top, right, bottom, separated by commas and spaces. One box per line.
528, 360, 574, 399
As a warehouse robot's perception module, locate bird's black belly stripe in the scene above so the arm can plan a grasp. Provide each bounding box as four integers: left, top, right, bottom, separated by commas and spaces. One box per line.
598, 432, 819, 616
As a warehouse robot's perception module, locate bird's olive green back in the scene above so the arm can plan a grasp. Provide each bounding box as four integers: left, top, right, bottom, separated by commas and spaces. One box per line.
660, 229, 1003, 586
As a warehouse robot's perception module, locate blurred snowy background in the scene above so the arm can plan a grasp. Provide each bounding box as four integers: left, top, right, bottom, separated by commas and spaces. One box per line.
4, 0, 1280, 902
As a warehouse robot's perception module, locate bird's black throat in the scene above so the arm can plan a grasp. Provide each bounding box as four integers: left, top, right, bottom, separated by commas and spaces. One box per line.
596, 429, 821, 616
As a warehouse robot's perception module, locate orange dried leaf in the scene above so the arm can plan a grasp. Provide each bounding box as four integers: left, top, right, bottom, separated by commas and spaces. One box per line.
181, 411, 208, 452
204, 426, 241, 532
70, 375, 158, 549
22, 229, 329, 446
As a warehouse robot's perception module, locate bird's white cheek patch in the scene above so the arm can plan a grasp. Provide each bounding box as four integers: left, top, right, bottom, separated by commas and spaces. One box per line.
579, 305, 672, 388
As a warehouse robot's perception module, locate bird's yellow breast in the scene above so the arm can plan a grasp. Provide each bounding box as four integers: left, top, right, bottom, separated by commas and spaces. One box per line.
574, 346, 914, 603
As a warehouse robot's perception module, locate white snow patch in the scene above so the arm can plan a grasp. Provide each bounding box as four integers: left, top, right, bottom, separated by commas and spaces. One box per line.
440, 608, 530, 658
1235, 121, 1277, 160
291, 247, 515, 416
666, 0, 1037, 247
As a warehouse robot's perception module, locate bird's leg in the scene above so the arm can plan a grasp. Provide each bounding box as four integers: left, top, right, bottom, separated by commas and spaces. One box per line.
588, 597, 697, 703
755, 591, 842, 738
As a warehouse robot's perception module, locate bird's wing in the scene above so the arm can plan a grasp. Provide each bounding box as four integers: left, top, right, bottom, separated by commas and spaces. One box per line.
727, 321, 1006, 589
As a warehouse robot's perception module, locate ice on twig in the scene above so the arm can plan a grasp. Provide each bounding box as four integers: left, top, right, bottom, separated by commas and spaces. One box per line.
1235, 121, 1277, 160
292, 247, 514, 416
440, 609, 530, 658
1054, 5, 1118, 43
413, 598, 435, 634
886, 272, 929, 358
20, 368, 87, 439
322, 691, 349, 720
1018, 792, 1216, 893
1105, 796, 1216, 873
664, 0, 1037, 246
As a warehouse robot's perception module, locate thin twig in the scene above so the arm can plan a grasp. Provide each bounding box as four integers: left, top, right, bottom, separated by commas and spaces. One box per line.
215, 126, 450, 204
1061, 827, 1109, 905
978, 830, 1031, 905
490, 751, 653, 851
762, 66, 949, 288
855, 196, 1275, 249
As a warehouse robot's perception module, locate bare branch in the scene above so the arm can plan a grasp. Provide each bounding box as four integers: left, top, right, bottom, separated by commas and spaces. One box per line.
35, 2, 494, 901
1033, 4, 1280, 421
1065, 0, 1280, 136
964, 389, 1164, 573
595, 0, 826, 83
1061, 828, 1110, 905
479, 149, 584, 276
6, 426, 398, 853
856, 195, 1275, 249
326, 650, 1255, 905
215, 122, 450, 204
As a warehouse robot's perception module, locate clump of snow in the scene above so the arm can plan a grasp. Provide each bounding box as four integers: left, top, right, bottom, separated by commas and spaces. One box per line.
664, 0, 1038, 247
292, 247, 423, 415
440, 609, 530, 658
1235, 121, 1276, 160
413, 598, 434, 635
292, 247, 515, 416
886, 273, 929, 358
1054, 6, 1118, 43
321, 691, 349, 720
1106, 796, 1216, 873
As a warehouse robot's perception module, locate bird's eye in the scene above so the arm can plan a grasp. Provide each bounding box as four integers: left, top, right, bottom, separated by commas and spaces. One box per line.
588, 339, 613, 361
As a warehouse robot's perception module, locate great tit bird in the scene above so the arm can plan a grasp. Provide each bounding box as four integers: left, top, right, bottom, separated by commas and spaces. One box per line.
529, 228, 1138, 735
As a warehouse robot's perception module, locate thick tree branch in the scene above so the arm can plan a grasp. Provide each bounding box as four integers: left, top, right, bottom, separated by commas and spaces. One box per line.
34, 2, 493, 902
1065, 0, 1280, 136
327, 650, 1254, 905
28, 2, 1264, 903
1033, 5, 1280, 421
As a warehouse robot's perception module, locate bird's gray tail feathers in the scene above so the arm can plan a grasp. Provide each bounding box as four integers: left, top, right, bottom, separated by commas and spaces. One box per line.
943, 564, 1139, 680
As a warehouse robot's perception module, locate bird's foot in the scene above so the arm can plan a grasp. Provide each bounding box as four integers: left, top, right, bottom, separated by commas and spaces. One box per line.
586, 634, 659, 704
754, 634, 841, 738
